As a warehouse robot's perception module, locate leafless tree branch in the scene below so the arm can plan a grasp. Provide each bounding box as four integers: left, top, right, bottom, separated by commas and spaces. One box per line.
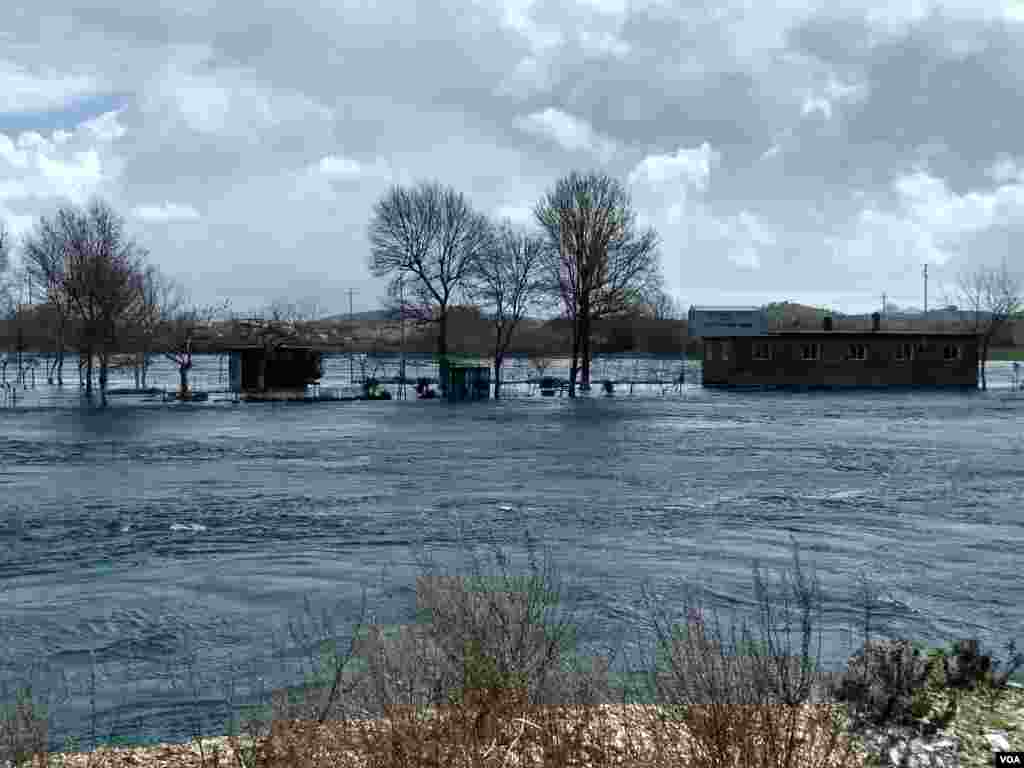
369, 181, 491, 386
465, 220, 549, 398
534, 171, 663, 396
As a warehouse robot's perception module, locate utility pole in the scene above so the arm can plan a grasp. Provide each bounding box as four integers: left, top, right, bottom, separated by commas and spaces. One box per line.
346, 288, 357, 385
923, 264, 928, 320
882, 292, 887, 319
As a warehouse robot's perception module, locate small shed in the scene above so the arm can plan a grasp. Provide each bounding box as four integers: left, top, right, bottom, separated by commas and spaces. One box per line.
439, 355, 491, 402
227, 344, 322, 400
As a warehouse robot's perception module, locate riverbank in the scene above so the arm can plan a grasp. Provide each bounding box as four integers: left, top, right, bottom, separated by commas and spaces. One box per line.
4, 534, 1021, 768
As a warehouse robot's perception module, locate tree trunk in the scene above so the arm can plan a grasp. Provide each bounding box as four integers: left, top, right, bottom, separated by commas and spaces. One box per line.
568, 319, 580, 399
437, 309, 448, 397
56, 350, 64, 387
84, 348, 94, 395
99, 350, 109, 407
493, 352, 503, 400
581, 316, 592, 391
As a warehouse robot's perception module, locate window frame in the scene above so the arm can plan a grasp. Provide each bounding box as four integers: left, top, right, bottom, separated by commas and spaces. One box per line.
752, 341, 773, 360
943, 344, 961, 361
845, 343, 868, 361
894, 343, 914, 361
800, 342, 821, 361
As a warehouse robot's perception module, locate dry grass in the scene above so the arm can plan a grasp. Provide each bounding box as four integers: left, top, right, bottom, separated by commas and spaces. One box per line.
2, 527, 1016, 768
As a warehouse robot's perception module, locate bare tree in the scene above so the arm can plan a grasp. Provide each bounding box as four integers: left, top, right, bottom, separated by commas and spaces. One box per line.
127, 264, 185, 389
56, 201, 148, 405
534, 171, 662, 396
257, 296, 325, 323
465, 221, 549, 399
21, 217, 77, 384
0, 222, 15, 320
23, 201, 147, 403
955, 261, 1023, 391
160, 295, 231, 398
368, 181, 491, 395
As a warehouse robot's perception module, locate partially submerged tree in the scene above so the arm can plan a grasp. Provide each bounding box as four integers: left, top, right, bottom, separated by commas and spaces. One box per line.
955, 261, 1023, 391
128, 264, 185, 389
160, 294, 232, 397
60, 201, 148, 405
23, 201, 147, 404
0, 222, 15, 320
534, 171, 662, 396
368, 180, 491, 394
465, 221, 548, 399
20, 216, 76, 385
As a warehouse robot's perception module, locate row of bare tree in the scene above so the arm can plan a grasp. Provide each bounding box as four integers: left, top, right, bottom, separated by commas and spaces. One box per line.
0, 201, 229, 406
369, 172, 673, 398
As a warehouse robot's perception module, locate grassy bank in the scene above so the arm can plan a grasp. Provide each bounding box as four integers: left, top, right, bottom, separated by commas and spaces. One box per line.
2, 527, 1021, 768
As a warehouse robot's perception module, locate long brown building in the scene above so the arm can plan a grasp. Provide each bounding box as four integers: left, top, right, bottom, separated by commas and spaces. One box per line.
700, 314, 978, 389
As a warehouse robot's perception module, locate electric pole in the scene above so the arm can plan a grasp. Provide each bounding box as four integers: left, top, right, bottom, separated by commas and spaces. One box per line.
923, 264, 928, 319
882, 292, 887, 319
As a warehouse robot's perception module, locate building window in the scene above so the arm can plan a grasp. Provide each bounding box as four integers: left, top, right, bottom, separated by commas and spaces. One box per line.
846, 343, 868, 361
943, 344, 961, 361
721, 340, 731, 361
895, 343, 914, 361
705, 341, 714, 361
753, 341, 772, 360
800, 343, 820, 361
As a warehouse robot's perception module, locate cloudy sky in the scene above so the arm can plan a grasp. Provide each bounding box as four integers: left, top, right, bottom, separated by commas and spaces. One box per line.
2, 0, 1024, 316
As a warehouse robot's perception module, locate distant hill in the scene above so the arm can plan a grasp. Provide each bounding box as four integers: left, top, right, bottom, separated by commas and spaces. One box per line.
322, 309, 400, 321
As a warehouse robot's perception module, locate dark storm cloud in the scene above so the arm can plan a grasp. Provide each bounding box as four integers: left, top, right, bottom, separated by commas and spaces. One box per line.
1, 0, 1022, 314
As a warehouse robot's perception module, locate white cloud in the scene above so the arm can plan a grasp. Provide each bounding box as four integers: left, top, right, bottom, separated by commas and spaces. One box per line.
0, 60, 101, 113
81, 110, 127, 143
0, 118, 118, 206
628, 143, 719, 192
800, 76, 867, 121
838, 165, 1024, 275
131, 202, 201, 222
518, 107, 616, 160
801, 96, 832, 120
986, 154, 1024, 184
317, 154, 362, 179
494, 203, 536, 227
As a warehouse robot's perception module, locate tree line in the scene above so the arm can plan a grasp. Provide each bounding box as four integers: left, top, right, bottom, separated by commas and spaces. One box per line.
0, 202, 232, 406
368, 172, 670, 398
0, 170, 675, 403
2, 168, 1019, 402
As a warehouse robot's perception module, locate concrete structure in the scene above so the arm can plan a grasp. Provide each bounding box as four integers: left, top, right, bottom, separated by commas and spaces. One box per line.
228, 344, 322, 400
688, 306, 768, 337
702, 315, 978, 389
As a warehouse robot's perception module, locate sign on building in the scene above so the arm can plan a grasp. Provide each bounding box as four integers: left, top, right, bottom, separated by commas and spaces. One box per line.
687, 306, 768, 337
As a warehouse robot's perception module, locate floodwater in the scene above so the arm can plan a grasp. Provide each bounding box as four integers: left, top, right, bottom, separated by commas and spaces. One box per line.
1, 353, 1023, 753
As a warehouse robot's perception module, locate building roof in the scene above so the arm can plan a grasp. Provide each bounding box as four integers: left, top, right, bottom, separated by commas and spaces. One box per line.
689, 305, 765, 313
224, 343, 317, 351
703, 330, 978, 338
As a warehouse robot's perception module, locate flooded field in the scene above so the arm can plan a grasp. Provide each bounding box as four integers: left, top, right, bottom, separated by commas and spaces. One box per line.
0, 354, 1022, 752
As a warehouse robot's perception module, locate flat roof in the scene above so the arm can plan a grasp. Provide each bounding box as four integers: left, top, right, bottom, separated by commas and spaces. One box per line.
689, 306, 765, 312
703, 331, 978, 338
224, 344, 317, 350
